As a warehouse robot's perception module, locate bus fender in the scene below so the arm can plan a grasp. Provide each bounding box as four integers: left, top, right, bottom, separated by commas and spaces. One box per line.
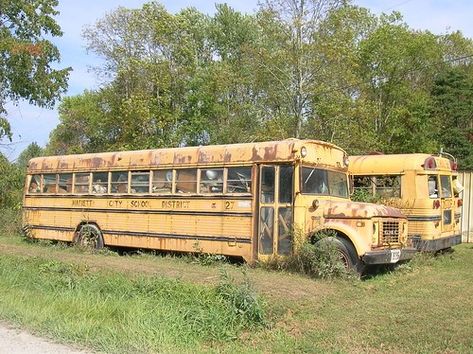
310, 221, 369, 258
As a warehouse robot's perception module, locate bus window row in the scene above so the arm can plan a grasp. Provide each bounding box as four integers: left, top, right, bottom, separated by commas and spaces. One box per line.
353, 175, 401, 198
28, 167, 252, 195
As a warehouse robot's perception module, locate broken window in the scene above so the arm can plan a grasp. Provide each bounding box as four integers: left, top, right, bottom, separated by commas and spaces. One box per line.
259, 207, 274, 255
200, 169, 223, 194
226, 167, 252, 193
353, 175, 400, 198
28, 175, 41, 193
428, 175, 439, 199
176, 169, 197, 193
152, 170, 172, 194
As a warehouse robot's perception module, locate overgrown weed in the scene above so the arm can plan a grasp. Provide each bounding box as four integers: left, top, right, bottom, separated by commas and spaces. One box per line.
216, 269, 267, 327
262, 230, 353, 280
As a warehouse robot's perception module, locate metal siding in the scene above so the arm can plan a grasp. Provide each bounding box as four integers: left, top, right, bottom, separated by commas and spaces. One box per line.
459, 171, 473, 242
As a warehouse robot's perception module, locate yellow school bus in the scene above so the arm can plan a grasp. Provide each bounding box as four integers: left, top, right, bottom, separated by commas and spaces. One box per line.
22, 139, 415, 270
349, 153, 462, 251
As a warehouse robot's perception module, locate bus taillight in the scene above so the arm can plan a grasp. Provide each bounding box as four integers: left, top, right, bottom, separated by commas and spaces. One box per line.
450, 160, 458, 171
458, 199, 463, 207
433, 200, 441, 209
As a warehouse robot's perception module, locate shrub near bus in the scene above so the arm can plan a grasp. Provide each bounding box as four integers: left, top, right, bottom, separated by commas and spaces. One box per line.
349, 153, 462, 252
22, 139, 415, 272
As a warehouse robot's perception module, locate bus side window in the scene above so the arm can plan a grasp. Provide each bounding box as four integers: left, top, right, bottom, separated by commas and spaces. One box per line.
226, 167, 252, 193
176, 169, 197, 193
58, 174, 73, 193
111, 172, 128, 193
152, 170, 172, 194
353, 176, 373, 194
92, 172, 108, 194
74, 173, 90, 194
28, 175, 41, 193
428, 175, 439, 198
43, 174, 57, 193
131, 171, 150, 193
376, 175, 401, 198
200, 169, 223, 194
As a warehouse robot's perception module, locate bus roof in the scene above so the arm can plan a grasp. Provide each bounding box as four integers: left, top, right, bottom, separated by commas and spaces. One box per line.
28, 139, 346, 173
349, 153, 454, 175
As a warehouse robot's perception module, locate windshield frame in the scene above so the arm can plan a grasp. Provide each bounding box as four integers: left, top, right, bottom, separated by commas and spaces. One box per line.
300, 166, 349, 199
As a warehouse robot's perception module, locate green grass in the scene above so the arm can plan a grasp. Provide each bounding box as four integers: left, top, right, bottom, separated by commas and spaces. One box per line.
1, 233, 473, 353
0, 255, 266, 353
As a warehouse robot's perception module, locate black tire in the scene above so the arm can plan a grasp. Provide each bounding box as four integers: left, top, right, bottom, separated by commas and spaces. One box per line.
77, 224, 104, 250
316, 236, 364, 275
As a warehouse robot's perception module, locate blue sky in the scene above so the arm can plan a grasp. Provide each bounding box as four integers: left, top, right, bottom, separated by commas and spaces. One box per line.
3, 0, 473, 159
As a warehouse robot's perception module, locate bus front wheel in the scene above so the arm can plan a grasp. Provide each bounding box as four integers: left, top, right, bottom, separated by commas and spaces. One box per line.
315, 237, 363, 274
77, 224, 104, 250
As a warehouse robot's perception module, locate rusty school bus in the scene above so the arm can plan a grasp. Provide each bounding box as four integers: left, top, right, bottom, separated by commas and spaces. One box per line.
349, 154, 462, 252
23, 139, 415, 270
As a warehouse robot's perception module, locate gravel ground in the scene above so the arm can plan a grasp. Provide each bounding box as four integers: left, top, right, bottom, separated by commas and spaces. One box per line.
0, 323, 89, 354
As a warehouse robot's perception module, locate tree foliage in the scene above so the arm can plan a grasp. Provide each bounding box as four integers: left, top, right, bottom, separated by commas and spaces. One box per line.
0, 0, 70, 140
46, 1, 473, 168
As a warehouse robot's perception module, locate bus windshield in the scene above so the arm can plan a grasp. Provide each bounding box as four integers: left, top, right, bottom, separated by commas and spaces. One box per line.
301, 167, 349, 198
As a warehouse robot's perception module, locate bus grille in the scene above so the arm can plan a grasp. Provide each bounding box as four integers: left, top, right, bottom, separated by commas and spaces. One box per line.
381, 221, 400, 244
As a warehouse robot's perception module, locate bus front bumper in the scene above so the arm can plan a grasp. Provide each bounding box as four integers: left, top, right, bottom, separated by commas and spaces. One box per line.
409, 234, 462, 252
362, 247, 417, 265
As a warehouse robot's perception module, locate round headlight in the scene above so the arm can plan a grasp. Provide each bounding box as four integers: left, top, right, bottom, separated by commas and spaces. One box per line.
301, 146, 307, 158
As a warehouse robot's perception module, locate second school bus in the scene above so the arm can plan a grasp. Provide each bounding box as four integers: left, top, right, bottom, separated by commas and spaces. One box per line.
23, 139, 416, 270
349, 153, 462, 251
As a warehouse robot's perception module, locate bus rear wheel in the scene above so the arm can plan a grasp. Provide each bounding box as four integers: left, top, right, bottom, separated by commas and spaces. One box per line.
77, 224, 104, 250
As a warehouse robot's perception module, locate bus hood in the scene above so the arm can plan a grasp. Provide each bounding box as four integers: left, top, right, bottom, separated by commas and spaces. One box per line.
325, 201, 405, 219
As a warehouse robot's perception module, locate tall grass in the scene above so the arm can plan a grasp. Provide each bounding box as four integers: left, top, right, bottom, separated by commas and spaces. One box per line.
0, 255, 266, 353
0, 207, 21, 236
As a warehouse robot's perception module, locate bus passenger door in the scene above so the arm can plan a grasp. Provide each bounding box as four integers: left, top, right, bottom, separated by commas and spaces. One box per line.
439, 175, 454, 234
257, 165, 294, 259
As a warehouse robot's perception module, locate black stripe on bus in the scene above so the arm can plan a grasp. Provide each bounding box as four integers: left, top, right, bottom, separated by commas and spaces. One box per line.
22, 206, 252, 218
25, 194, 253, 201
406, 215, 442, 222
28, 224, 251, 244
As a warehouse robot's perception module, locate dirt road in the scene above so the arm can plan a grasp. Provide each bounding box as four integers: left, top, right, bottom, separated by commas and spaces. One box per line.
0, 323, 88, 354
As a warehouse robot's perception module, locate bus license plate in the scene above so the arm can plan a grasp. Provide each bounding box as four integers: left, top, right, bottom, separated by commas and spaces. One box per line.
390, 249, 401, 263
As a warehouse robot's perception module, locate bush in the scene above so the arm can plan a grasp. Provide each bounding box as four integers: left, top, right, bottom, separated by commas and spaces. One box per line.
216, 269, 266, 327
0, 208, 22, 236
263, 231, 352, 279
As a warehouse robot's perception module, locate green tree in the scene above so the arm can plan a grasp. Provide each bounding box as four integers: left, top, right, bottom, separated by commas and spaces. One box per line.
0, 0, 70, 140
16, 141, 43, 169
431, 66, 473, 169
